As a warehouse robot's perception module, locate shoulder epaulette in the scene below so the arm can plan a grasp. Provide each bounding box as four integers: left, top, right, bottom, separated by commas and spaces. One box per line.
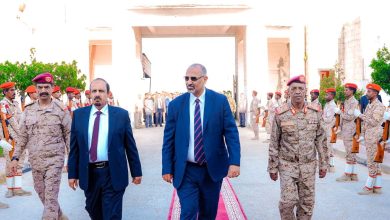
307, 102, 322, 112
276, 103, 289, 115
24, 101, 35, 109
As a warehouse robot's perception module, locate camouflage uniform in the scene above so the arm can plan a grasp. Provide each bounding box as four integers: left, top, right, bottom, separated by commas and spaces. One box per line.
339, 96, 358, 179
250, 97, 260, 139
265, 99, 275, 134
0, 97, 29, 195
311, 98, 320, 105
268, 102, 328, 220
322, 99, 337, 169
360, 98, 385, 192
14, 99, 71, 219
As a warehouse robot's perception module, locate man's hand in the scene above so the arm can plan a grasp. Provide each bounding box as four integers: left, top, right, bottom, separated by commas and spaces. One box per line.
68, 179, 79, 190
227, 165, 240, 178
162, 174, 173, 183
132, 176, 142, 185
269, 172, 278, 181
319, 169, 327, 178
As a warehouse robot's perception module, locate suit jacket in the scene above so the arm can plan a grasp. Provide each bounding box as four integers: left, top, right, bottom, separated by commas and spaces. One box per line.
68, 105, 142, 191
162, 89, 240, 188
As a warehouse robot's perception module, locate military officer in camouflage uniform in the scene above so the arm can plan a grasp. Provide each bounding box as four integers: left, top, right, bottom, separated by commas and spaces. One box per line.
354, 83, 386, 195
268, 75, 328, 220
10, 73, 71, 219
265, 92, 275, 135
336, 83, 359, 182
322, 88, 338, 172
0, 82, 32, 198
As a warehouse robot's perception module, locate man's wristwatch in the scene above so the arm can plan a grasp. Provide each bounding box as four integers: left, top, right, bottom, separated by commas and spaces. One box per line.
11, 156, 19, 161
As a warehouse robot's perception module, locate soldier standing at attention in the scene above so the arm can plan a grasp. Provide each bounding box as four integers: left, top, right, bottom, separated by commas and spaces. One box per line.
336, 83, 359, 182
322, 88, 338, 173
0, 82, 32, 198
354, 83, 386, 195
10, 72, 71, 220
268, 75, 328, 220
310, 89, 320, 105
250, 90, 260, 140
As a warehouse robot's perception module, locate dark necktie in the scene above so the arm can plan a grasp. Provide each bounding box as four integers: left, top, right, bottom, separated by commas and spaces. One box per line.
90, 111, 102, 162
194, 99, 206, 164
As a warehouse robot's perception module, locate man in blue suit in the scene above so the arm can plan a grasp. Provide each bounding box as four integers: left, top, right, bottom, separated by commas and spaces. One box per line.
162, 63, 241, 219
68, 78, 142, 220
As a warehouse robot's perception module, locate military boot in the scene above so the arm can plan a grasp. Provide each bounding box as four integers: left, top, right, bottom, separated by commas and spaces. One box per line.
0, 201, 9, 209
358, 187, 373, 195
4, 190, 13, 198
336, 174, 351, 182
13, 189, 32, 196
351, 174, 359, 181
373, 188, 382, 194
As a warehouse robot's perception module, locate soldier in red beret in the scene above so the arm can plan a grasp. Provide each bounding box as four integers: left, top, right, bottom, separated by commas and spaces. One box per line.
354, 83, 386, 195
84, 90, 92, 106
275, 91, 282, 108
10, 72, 71, 219
52, 86, 62, 102
25, 85, 38, 105
73, 89, 82, 108
323, 88, 338, 173
65, 87, 78, 113
0, 82, 32, 202
310, 89, 320, 105
336, 83, 360, 182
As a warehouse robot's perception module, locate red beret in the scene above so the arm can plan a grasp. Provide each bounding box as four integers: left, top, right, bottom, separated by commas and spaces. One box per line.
32, 72, 53, 84
344, 83, 357, 89
310, 89, 319, 93
275, 91, 282, 96
0, 82, 15, 89
287, 75, 306, 86
85, 90, 91, 95
284, 90, 289, 94
52, 86, 61, 93
267, 92, 273, 95
325, 88, 336, 93
366, 83, 381, 92
73, 88, 80, 95
66, 87, 75, 93
25, 85, 37, 93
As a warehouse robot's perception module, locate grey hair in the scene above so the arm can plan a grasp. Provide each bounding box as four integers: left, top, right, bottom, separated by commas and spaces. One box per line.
187, 63, 207, 75
90, 78, 110, 93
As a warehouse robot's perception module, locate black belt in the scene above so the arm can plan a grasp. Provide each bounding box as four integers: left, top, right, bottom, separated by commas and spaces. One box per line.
89, 161, 109, 169
187, 161, 207, 167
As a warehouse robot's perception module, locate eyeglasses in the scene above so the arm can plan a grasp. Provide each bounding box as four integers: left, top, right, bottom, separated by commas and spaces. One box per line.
184, 76, 204, 82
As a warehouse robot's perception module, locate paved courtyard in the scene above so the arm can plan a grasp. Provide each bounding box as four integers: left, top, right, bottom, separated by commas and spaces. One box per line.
0, 126, 389, 220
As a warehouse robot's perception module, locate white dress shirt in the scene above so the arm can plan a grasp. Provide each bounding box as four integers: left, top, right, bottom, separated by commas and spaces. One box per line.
88, 104, 109, 162
187, 89, 206, 162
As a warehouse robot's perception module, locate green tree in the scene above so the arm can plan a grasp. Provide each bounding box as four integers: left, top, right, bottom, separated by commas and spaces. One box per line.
370, 46, 390, 95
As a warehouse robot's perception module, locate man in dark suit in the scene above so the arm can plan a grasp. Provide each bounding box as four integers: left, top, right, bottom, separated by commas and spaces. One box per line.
162, 63, 241, 219
68, 78, 142, 220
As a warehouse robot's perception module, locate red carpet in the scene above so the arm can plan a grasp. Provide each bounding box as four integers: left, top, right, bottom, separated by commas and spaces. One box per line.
168, 178, 247, 220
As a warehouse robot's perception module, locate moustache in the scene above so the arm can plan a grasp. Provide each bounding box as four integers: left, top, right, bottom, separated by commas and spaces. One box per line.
40, 93, 49, 96
94, 97, 101, 100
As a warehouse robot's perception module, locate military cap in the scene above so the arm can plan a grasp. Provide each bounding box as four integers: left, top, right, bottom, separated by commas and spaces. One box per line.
310, 89, 319, 93
25, 85, 37, 93
52, 86, 61, 93
287, 75, 306, 86
344, 83, 357, 89
73, 88, 80, 95
32, 72, 53, 84
65, 87, 75, 93
275, 91, 282, 96
366, 83, 381, 92
0, 82, 15, 89
85, 90, 91, 95
325, 88, 336, 93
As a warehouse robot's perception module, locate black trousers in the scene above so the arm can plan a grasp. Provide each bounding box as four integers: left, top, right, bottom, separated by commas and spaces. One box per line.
84, 165, 125, 220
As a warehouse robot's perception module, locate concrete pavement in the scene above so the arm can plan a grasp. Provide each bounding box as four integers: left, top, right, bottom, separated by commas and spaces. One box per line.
0, 126, 389, 220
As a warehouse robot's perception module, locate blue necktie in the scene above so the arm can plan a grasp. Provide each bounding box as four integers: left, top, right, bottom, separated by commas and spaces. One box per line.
194, 99, 206, 164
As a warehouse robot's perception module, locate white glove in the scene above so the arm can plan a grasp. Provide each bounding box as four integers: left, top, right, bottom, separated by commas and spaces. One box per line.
383, 112, 390, 121
0, 139, 13, 151
353, 109, 361, 117
357, 136, 364, 143
386, 139, 390, 144
334, 107, 341, 114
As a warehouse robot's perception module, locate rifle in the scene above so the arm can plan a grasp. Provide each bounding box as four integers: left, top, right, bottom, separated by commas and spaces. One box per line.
262, 110, 268, 127
351, 117, 361, 153
0, 104, 14, 157
374, 120, 389, 163
330, 113, 340, 143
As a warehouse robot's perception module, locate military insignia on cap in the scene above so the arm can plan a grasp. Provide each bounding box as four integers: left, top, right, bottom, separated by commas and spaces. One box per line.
299, 75, 305, 82
45, 77, 51, 82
